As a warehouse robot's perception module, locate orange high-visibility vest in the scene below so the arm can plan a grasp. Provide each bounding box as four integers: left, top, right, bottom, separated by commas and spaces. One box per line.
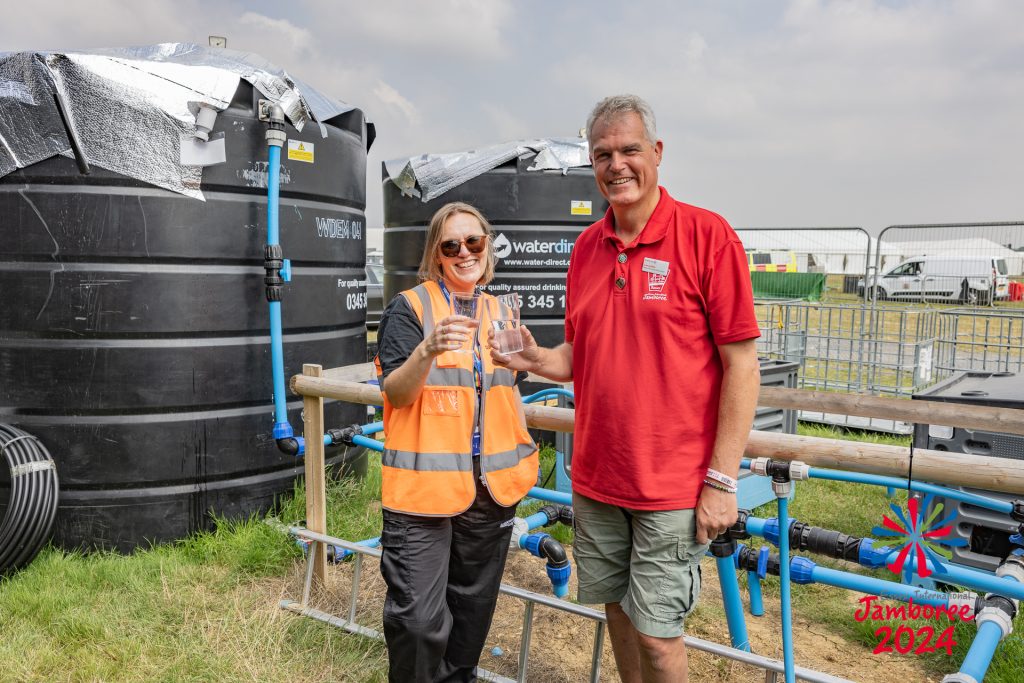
376, 281, 538, 516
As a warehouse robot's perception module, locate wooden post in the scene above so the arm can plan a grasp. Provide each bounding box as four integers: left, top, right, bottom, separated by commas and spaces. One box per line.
301, 364, 328, 591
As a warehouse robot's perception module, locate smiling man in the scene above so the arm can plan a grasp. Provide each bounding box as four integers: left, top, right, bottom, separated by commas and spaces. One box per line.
491, 94, 761, 682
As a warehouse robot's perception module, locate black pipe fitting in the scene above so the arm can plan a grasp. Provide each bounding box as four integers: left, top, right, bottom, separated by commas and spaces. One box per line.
711, 533, 737, 558
1011, 501, 1024, 523
768, 459, 793, 483
982, 594, 1017, 620
264, 244, 284, 302
728, 509, 751, 540
737, 545, 781, 576
789, 521, 863, 562
327, 424, 364, 446
557, 505, 574, 526
276, 437, 300, 456
537, 535, 569, 568
538, 504, 573, 528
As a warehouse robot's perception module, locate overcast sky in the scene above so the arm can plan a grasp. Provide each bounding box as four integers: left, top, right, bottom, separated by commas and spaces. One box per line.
5, 0, 1023, 246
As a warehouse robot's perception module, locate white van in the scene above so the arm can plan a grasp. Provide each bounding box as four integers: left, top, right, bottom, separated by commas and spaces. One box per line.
863, 256, 1009, 305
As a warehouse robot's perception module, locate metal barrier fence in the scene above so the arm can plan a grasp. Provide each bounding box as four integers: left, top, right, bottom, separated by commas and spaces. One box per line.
872, 222, 1024, 308
935, 307, 1024, 375
755, 301, 941, 431
757, 298, 1024, 432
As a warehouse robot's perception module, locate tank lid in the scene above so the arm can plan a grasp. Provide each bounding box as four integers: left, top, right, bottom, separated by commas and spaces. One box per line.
383, 137, 590, 203
0, 43, 369, 199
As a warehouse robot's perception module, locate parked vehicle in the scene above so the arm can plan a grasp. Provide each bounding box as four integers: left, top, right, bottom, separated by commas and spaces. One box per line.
747, 250, 799, 272
365, 262, 384, 331
859, 256, 1009, 305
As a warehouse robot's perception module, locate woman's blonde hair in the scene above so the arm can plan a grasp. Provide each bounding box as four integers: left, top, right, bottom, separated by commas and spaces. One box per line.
417, 202, 496, 286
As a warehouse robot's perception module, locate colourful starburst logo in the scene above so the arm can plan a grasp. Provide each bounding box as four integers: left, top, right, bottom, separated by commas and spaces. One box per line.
871, 494, 968, 583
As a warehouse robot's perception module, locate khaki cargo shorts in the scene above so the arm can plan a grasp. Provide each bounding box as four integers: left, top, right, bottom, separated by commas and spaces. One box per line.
572, 492, 709, 638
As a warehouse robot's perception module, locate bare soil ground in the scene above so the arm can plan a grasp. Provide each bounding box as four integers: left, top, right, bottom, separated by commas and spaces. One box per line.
276, 548, 940, 682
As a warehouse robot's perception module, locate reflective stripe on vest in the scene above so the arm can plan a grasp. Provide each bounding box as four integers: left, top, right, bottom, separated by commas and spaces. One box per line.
379, 281, 538, 515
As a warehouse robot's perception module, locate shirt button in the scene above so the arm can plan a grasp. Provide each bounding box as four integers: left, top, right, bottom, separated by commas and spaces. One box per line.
617, 253, 627, 263
615, 277, 626, 289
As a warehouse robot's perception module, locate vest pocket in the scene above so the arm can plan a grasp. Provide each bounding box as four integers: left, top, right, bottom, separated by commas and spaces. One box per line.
422, 388, 463, 416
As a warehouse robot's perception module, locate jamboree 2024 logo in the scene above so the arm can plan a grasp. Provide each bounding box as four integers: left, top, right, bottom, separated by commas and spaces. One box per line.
856, 494, 971, 656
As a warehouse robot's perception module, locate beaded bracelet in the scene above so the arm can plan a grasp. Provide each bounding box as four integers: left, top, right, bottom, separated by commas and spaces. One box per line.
705, 468, 738, 490
703, 478, 737, 494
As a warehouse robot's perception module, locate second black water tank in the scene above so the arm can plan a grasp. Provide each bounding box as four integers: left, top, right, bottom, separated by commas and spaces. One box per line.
382, 153, 607, 348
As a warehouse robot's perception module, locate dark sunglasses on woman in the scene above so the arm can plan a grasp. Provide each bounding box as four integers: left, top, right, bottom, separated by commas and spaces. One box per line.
439, 235, 489, 258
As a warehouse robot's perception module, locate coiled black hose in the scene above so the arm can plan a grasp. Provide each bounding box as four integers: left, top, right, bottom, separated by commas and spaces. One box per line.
0, 424, 60, 575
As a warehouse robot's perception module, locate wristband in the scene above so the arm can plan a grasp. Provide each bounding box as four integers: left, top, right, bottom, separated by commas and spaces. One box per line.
703, 478, 737, 494
705, 468, 738, 490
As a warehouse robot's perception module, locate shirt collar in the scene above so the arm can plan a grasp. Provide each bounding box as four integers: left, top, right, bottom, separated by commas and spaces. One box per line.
599, 187, 675, 248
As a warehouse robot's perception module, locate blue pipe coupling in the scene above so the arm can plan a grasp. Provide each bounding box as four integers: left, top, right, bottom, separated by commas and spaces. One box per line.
520, 532, 571, 598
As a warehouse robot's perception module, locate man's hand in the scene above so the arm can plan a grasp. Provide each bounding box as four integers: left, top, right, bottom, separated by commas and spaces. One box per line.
695, 485, 739, 545
488, 323, 541, 373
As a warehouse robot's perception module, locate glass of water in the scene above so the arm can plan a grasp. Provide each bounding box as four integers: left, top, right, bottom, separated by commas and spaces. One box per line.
450, 291, 480, 353
489, 293, 523, 354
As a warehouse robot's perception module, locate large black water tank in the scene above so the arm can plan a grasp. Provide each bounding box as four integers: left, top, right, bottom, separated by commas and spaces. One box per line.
0, 80, 371, 552
382, 153, 607, 348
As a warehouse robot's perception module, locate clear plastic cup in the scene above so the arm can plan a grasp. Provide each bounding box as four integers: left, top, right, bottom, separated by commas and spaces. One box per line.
489, 293, 523, 354
450, 291, 480, 353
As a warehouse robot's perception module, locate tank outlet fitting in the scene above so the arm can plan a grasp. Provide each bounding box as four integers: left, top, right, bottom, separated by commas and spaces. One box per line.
260, 100, 287, 147
194, 104, 218, 142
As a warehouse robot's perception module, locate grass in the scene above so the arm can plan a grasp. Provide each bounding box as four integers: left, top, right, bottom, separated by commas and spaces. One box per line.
2, 427, 1022, 681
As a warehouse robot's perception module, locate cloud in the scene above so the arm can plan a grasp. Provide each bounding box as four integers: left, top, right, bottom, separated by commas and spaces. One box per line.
299, 0, 514, 58
239, 12, 314, 56
372, 80, 420, 125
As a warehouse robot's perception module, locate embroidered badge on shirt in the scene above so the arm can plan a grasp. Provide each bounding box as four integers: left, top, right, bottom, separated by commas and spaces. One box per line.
643, 271, 669, 302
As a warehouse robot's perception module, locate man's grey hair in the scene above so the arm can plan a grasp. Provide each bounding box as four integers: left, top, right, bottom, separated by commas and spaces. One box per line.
585, 94, 658, 149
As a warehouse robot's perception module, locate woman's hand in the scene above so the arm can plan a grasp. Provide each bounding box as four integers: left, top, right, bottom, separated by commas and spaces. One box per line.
424, 314, 478, 356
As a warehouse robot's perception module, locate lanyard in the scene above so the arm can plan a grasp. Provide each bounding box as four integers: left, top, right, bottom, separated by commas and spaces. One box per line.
438, 280, 483, 456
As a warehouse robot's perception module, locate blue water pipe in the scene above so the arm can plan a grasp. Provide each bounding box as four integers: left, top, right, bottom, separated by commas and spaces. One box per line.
716, 552, 751, 651
521, 388, 575, 404
261, 105, 301, 457
747, 571, 764, 616
777, 495, 796, 683
955, 619, 1006, 682
526, 487, 572, 506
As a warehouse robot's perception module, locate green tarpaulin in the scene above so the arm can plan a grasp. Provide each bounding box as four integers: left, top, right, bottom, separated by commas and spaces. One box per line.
750, 272, 826, 301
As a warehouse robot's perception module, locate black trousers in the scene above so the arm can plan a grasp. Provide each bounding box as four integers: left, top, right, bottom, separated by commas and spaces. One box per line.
380, 460, 517, 683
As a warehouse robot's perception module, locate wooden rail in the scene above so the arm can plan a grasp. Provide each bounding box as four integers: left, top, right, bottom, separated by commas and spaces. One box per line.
290, 370, 1024, 496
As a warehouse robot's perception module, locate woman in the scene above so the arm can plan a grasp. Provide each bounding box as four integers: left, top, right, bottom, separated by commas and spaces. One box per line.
374, 201, 538, 682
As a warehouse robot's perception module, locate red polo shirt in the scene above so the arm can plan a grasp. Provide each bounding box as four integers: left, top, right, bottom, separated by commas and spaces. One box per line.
565, 188, 759, 509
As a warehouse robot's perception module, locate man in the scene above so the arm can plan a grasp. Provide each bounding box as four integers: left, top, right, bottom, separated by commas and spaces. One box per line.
490, 94, 761, 682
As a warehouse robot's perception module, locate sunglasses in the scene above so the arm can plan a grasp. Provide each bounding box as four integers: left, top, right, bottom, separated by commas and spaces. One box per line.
439, 234, 489, 258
